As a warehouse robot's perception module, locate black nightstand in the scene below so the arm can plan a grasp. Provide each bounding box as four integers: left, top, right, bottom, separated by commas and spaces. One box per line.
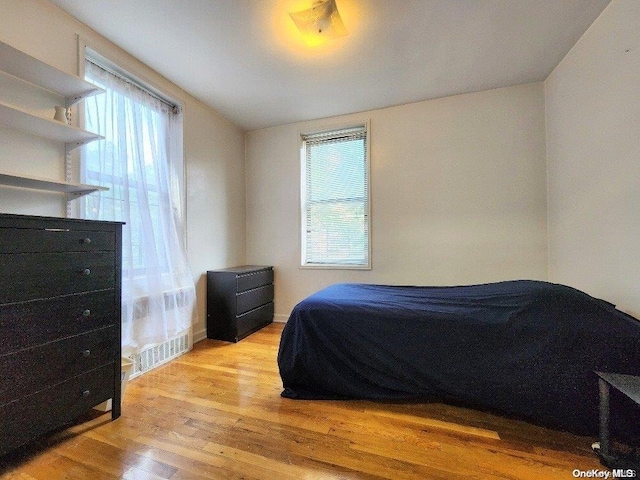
595, 371, 640, 469
206, 266, 274, 342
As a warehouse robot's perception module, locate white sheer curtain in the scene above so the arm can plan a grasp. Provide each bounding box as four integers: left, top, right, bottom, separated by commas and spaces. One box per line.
82, 60, 196, 357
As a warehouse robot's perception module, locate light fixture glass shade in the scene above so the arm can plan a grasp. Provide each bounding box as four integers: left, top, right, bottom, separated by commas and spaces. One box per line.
289, 0, 347, 45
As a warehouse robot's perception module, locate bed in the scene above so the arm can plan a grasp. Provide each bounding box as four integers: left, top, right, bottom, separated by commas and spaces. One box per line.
277, 280, 640, 437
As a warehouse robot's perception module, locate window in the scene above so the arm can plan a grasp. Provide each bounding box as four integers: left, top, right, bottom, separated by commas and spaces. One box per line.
82, 60, 182, 276
301, 123, 370, 268
82, 55, 196, 357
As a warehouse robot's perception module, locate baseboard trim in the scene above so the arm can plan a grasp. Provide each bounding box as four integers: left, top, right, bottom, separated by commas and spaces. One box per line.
273, 314, 289, 323
194, 315, 287, 344
193, 327, 207, 343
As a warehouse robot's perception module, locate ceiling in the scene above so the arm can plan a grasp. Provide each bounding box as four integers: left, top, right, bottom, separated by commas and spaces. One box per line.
48, 0, 611, 131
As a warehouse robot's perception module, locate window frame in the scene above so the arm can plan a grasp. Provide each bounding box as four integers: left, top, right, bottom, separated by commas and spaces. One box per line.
299, 121, 371, 270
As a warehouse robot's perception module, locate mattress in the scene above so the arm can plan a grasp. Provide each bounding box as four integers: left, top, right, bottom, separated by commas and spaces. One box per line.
277, 280, 640, 436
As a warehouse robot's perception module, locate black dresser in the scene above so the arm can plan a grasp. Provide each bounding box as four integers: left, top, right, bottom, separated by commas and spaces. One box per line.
0, 213, 122, 456
207, 265, 274, 342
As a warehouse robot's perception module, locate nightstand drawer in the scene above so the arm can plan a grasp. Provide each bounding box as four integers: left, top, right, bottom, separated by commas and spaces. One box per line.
0, 326, 116, 406
236, 284, 274, 315
0, 364, 115, 456
0, 228, 115, 254
236, 302, 274, 341
0, 251, 115, 303
0, 290, 116, 355
237, 268, 273, 292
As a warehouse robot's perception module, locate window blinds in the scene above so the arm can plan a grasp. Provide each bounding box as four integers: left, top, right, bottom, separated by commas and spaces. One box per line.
302, 124, 369, 267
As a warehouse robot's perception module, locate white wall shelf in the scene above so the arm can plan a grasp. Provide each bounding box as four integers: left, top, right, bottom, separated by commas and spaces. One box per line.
0, 41, 103, 106
0, 101, 104, 150
0, 172, 107, 200
0, 40, 107, 202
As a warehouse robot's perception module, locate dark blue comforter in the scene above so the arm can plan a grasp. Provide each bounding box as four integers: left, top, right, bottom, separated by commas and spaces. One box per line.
277, 280, 640, 435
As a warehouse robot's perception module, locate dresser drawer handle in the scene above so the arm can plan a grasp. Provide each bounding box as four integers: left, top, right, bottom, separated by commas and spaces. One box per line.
82, 268, 91, 276
82, 349, 91, 357
82, 237, 92, 244
82, 390, 90, 398
82, 309, 91, 317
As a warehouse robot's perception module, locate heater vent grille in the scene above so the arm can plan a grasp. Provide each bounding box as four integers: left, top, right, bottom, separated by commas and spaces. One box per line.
128, 333, 191, 378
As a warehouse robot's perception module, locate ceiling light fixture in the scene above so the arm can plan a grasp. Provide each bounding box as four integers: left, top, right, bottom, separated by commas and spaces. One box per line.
289, 0, 348, 46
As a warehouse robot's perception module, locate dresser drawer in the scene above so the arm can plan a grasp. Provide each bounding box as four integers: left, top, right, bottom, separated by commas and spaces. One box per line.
0, 228, 115, 254
0, 364, 115, 455
0, 326, 116, 406
236, 284, 274, 315
236, 268, 273, 293
0, 251, 115, 304
0, 290, 116, 356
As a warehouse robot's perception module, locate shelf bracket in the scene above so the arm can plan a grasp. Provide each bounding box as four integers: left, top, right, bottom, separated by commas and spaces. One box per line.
65, 87, 103, 108
67, 189, 99, 200
65, 136, 103, 152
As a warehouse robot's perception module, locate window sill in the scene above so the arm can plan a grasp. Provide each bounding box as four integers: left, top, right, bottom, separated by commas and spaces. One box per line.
300, 263, 371, 271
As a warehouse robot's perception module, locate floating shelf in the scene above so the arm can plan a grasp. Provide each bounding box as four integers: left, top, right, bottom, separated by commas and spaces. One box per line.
0, 41, 103, 106
0, 101, 104, 150
0, 41, 107, 204
0, 172, 107, 200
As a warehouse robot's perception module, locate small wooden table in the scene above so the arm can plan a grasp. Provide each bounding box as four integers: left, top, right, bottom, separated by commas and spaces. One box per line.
595, 372, 640, 468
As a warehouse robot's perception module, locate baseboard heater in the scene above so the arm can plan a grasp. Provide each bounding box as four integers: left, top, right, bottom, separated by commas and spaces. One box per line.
125, 286, 194, 378
127, 332, 191, 379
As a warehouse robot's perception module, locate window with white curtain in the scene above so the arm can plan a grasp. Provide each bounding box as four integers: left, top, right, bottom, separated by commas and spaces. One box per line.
82, 58, 196, 358
300, 123, 370, 268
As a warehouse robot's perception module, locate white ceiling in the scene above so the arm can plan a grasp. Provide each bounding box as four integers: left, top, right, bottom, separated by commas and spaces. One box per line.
49, 0, 611, 131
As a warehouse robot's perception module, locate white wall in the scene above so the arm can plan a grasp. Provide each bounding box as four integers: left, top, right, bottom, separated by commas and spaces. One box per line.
10, 0, 631, 334
246, 83, 548, 319
545, 0, 640, 317
0, 0, 247, 341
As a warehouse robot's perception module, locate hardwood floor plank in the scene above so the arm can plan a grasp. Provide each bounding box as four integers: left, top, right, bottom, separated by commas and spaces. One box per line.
192, 415, 393, 479
133, 435, 306, 480
84, 430, 242, 480
363, 408, 501, 440
1, 323, 606, 479
1, 474, 38, 480
188, 414, 426, 479
54, 436, 176, 479
22, 453, 117, 480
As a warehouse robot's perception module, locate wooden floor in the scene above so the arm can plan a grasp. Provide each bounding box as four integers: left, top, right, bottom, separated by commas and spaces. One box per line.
1, 323, 606, 479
